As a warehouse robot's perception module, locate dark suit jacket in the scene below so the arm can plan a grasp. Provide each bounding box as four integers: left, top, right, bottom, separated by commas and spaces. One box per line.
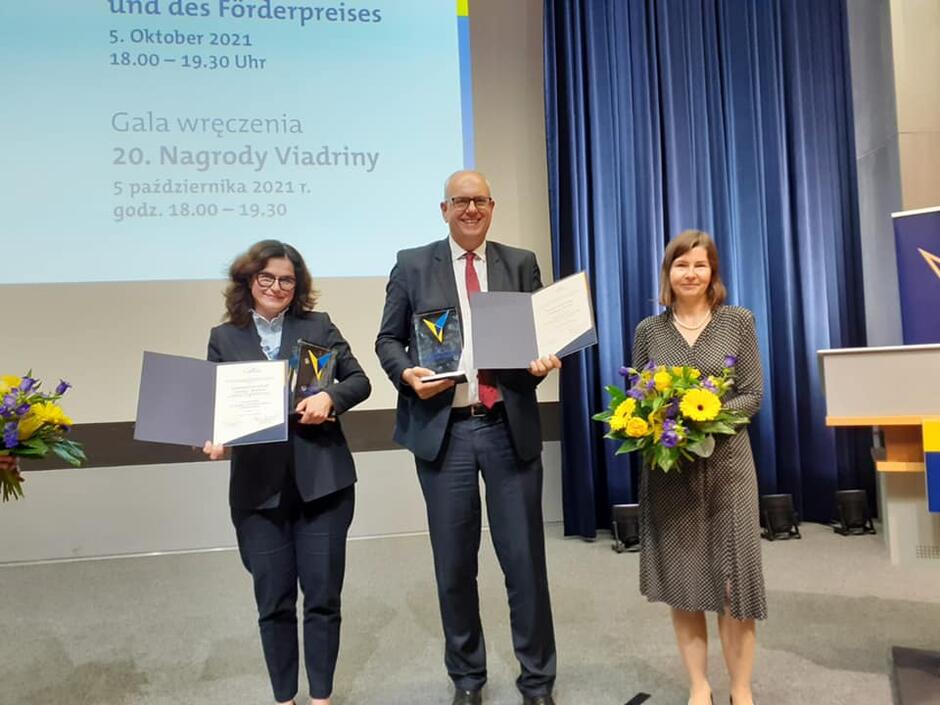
375, 238, 545, 463
208, 311, 371, 510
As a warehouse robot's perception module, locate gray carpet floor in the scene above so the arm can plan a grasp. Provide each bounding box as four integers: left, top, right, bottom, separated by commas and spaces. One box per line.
2, 522, 939, 705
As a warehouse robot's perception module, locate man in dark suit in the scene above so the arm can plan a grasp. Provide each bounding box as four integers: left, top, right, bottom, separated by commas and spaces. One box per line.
375, 171, 561, 705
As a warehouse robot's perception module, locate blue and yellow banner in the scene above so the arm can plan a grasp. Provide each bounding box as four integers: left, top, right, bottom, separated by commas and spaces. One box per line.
894, 207, 940, 344
924, 419, 940, 514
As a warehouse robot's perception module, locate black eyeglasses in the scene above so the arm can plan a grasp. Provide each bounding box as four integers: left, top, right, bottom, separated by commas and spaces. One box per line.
447, 196, 493, 211
255, 272, 297, 291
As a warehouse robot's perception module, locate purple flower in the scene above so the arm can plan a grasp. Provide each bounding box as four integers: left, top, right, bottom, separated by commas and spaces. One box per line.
666, 399, 680, 418
644, 360, 656, 371
55, 380, 72, 395
660, 429, 680, 448
702, 378, 718, 393
18, 377, 37, 393
3, 423, 18, 449
15, 403, 30, 416
724, 355, 737, 368
646, 379, 656, 391
627, 388, 646, 400
662, 418, 676, 431
0, 395, 15, 416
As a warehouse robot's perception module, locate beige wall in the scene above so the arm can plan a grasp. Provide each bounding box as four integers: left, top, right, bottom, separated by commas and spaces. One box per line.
847, 0, 904, 345
890, 0, 940, 210
1, 0, 555, 425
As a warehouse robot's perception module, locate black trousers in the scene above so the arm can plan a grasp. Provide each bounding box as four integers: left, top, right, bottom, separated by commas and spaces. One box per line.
416, 412, 557, 697
231, 481, 354, 702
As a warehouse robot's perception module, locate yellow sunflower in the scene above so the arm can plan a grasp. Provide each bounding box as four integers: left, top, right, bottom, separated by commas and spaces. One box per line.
679, 389, 721, 421
18, 402, 73, 440
609, 415, 627, 432
613, 398, 636, 419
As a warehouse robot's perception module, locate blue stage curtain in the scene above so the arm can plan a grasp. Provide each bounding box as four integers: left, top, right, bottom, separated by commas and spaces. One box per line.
544, 0, 872, 537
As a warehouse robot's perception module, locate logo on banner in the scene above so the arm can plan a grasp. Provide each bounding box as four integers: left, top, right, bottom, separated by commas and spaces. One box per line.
918, 248, 940, 280
422, 310, 450, 344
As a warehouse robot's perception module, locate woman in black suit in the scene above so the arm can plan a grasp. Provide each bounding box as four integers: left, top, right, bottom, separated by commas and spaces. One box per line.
203, 240, 370, 705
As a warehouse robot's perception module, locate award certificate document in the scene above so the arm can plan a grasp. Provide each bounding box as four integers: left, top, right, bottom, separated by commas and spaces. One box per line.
134, 351, 289, 447
470, 271, 597, 369
213, 361, 289, 446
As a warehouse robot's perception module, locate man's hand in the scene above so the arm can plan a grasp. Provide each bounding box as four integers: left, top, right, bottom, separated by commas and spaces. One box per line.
0, 455, 19, 472
296, 391, 335, 425
528, 354, 562, 378
202, 441, 227, 460
402, 366, 456, 400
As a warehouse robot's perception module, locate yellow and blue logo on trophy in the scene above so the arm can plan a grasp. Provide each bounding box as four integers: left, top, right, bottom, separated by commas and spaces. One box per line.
422, 309, 452, 344
308, 349, 333, 382
292, 340, 336, 403
413, 307, 464, 374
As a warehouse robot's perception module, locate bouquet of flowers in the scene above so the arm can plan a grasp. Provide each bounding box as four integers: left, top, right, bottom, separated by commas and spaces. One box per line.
592, 357, 748, 472
0, 374, 86, 501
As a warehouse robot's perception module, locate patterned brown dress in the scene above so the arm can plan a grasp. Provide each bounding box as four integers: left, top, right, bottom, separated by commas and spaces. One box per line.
631, 305, 767, 620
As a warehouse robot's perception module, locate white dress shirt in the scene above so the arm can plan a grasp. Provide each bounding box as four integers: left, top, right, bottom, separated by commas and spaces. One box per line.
448, 236, 502, 408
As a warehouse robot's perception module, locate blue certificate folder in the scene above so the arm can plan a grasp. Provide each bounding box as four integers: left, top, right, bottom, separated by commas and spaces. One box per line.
470, 271, 598, 369
134, 351, 289, 447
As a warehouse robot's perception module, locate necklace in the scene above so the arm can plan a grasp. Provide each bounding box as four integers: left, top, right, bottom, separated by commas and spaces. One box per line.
672, 310, 711, 330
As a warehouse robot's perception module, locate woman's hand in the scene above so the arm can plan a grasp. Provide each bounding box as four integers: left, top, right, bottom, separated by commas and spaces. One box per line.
0, 455, 19, 472
202, 441, 227, 460
296, 391, 334, 425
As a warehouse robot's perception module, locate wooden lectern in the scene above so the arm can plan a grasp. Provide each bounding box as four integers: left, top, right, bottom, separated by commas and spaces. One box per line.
818, 343, 940, 566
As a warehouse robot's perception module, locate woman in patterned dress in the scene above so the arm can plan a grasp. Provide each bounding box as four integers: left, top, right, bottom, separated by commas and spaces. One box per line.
631, 230, 766, 705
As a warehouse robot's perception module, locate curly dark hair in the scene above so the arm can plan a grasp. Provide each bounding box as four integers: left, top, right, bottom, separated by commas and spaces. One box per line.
223, 240, 318, 326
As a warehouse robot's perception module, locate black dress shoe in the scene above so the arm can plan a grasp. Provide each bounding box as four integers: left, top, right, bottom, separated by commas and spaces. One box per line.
522, 696, 556, 705
452, 689, 482, 705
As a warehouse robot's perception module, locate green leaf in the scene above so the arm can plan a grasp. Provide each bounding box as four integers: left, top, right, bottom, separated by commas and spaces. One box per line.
698, 421, 736, 435
51, 443, 84, 467
687, 435, 716, 458
20, 436, 49, 452
617, 438, 641, 453
592, 411, 612, 422
11, 446, 46, 458
604, 384, 627, 403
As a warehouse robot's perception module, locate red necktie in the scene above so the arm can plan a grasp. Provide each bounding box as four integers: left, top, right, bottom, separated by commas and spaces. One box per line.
464, 252, 499, 409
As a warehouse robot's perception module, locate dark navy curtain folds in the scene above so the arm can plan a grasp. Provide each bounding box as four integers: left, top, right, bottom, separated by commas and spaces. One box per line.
544, 0, 872, 537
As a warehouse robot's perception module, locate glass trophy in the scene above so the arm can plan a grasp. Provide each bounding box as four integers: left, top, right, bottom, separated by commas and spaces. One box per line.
291, 339, 337, 406
412, 307, 467, 383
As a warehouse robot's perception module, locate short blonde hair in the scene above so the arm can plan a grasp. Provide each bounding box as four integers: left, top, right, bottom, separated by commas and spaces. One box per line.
658, 230, 727, 308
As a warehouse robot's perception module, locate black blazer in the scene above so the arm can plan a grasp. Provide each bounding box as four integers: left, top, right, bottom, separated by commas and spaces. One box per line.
375, 238, 546, 463
208, 311, 371, 509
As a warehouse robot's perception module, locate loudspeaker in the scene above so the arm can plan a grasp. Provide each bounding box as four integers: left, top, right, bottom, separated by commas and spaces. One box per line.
611, 504, 640, 553
760, 493, 801, 541
833, 489, 876, 535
